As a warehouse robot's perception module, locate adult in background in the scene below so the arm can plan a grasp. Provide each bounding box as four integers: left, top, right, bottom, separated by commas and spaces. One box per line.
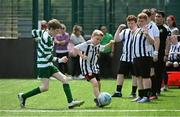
99, 25, 114, 78
70, 25, 85, 79
161, 15, 179, 91
152, 11, 170, 98
166, 15, 179, 35
54, 24, 70, 74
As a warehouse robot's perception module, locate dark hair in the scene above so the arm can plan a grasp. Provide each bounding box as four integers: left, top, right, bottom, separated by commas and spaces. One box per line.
142, 9, 151, 17
156, 10, 165, 18
126, 15, 137, 23
98, 25, 107, 30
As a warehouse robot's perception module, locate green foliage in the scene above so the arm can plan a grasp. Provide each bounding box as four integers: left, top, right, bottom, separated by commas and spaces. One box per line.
0, 79, 180, 116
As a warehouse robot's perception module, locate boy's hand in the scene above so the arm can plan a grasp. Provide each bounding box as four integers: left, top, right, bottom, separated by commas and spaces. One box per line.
118, 24, 126, 31
80, 53, 88, 60
110, 40, 115, 45
58, 56, 68, 63
110, 40, 115, 44
170, 52, 175, 54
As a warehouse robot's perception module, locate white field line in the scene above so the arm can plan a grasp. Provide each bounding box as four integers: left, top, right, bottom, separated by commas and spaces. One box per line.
0, 109, 180, 113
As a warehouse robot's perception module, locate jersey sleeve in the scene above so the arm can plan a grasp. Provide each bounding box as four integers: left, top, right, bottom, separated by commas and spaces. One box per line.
38, 31, 57, 62
99, 45, 105, 52
32, 29, 42, 38
70, 34, 76, 44
152, 25, 159, 39
74, 42, 87, 52
148, 28, 154, 39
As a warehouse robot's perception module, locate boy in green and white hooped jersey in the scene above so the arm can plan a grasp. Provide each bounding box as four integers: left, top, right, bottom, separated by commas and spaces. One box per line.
18, 19, 84, 109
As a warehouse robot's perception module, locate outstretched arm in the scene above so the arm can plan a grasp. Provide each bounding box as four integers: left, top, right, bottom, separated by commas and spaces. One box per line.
104, 40, 115, 49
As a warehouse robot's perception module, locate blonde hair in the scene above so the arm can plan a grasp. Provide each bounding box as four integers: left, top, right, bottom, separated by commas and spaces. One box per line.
72, 25, 82, 34
92, 29, 104, 37
138, 12, 148, 21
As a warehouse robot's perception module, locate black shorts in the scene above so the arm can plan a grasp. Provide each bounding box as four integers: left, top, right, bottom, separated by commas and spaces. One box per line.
133, 57, 153, 78
84, 73, 100, 81
118, 61, 134, 76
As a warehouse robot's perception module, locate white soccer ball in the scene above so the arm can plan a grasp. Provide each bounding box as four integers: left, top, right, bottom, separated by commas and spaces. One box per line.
98, 92, 112, 106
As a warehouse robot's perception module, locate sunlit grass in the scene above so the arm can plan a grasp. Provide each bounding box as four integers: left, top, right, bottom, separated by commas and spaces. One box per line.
0, 78, 179, 116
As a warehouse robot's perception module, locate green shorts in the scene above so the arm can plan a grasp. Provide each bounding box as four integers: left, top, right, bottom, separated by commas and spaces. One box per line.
38, 65, 59, 78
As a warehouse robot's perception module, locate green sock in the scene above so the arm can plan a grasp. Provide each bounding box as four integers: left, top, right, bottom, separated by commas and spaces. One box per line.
23, 87, 41, 99
63, 84, 73, 103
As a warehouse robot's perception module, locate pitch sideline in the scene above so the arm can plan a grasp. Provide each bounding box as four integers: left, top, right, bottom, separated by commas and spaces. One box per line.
0, 109, 180, 113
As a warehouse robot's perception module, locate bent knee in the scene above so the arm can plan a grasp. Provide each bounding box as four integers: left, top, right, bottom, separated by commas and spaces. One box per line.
40, 86, 49, 92
61, 76, 69, 84
173, 62, 179, 67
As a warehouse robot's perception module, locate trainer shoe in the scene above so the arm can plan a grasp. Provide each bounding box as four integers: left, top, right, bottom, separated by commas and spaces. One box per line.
68, 100, 84, 109
161, 86, 168, 92
137, 97, 150, 103
131, 96, 141, 102
94, 98, 103, 107
111, 92, 122, 97
78, 74, 85, 79
18, 93, 26, 108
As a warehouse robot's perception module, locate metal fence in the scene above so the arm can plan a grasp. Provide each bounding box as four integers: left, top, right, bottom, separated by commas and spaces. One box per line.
0, 0, 180, 39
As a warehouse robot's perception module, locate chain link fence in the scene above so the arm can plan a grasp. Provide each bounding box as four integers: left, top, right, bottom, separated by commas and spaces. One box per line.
0, 0, 179, 39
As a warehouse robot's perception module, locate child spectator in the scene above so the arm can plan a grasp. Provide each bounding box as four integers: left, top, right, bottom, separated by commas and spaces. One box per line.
166, 35, 180, 70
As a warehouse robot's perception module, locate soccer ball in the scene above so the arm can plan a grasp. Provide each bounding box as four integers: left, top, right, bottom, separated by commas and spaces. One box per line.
98, 92, 112, 106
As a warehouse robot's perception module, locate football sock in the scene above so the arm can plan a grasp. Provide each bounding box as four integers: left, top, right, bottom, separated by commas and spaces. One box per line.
63, 84, 73, 103
116, 85, 122, 93
144, 88, 151, 98
138, 89, 144, 98
150, 75, 156, 96
23, 87, 41, 99
132, 86, 137, 94
163, 72, 168, 85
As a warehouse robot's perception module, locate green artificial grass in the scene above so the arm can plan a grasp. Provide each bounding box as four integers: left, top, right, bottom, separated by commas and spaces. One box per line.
0, 78, 179, 116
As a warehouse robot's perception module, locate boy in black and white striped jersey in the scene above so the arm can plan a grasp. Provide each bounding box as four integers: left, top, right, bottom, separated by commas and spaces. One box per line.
74, 29, 114, 107
132, 13, 154, 103
112, 15, 138, 98
166, 35, 180, 69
